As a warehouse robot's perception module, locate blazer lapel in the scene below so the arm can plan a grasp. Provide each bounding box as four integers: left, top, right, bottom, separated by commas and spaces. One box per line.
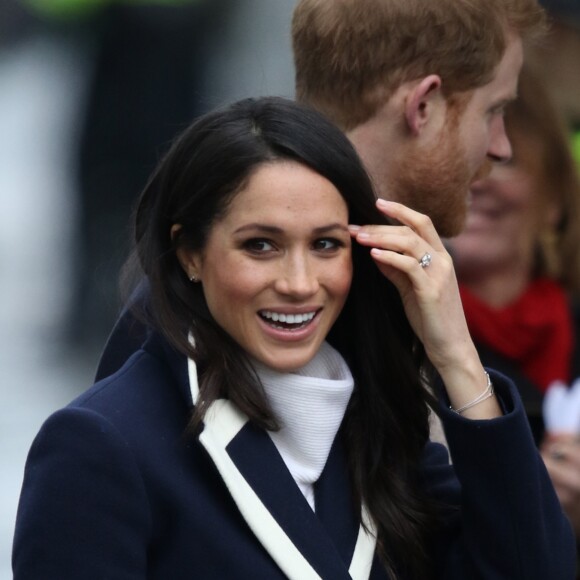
188, 357, 377, 579
316, 436, 378, 580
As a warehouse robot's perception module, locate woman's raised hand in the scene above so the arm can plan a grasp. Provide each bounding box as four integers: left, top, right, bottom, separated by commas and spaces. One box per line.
349, 199, 501, 419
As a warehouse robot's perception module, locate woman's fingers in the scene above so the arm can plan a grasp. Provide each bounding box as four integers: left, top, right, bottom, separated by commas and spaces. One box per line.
348, 224, 453, 288
349, 198, 450, 266
348, 199, 455, 296
349, 202, 476, 372
350, 199, 499, 418
351, 224, 434, 264
375, 198, 446, 251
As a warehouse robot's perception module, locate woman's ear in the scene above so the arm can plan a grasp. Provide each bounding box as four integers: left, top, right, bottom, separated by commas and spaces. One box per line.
404, 74, 443, 136
171, 224, 202, 282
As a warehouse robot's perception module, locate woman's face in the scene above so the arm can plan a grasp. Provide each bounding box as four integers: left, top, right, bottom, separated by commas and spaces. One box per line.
179, 160, 352, 372
449, 136, 556, 282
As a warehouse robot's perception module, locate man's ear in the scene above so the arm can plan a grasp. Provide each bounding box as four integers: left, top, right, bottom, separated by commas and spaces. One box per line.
171, 224, 202, 281
404, 75, 443, 136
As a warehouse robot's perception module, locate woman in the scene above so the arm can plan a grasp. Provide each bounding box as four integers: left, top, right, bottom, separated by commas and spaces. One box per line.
448, 66, 580, 537
13, 97, 574, 579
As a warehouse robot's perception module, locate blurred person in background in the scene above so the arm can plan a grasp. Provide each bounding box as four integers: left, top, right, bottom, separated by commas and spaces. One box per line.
528, 4, 580, 194
528, 9, 580, 129
447, 65, 580, 547
71, 0, 227, 356
20, 0, 228, 357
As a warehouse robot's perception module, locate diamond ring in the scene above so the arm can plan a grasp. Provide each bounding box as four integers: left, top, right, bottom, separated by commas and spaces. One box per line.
419, 253, 432, 268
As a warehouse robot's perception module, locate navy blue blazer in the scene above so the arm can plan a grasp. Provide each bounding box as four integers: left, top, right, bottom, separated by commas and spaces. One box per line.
13, 331, 576, 579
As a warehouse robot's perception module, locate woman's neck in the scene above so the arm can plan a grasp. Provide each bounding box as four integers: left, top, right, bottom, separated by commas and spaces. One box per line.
253, 342, 354, 510
458, 264, 532, 308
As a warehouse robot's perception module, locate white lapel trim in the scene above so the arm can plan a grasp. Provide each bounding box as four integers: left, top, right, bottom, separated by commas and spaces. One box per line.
200, 399, 323, 580
348, 506, 378, 580
187, 356, 200, 403
188, 354, 377, 580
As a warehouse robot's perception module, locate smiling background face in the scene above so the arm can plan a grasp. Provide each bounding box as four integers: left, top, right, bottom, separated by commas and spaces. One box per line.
177, 160, 352, 372
449, 136, 552, 284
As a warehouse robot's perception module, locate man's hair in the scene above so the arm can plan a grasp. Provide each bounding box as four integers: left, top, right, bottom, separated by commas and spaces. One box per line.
292, 0, 546, 130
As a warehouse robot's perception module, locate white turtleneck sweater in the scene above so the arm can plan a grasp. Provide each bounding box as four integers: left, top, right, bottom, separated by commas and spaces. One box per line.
252, 342, 354, 511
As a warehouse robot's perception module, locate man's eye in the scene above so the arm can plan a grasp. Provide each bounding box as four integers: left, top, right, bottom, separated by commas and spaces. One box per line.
245, 239, 274, 252
490, 105, 506, 117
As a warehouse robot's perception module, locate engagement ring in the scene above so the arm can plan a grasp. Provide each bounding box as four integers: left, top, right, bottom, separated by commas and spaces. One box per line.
419, 253, 432, 268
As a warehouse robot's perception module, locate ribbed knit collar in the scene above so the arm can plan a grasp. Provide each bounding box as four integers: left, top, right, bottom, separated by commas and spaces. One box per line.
252, 342, 354, 510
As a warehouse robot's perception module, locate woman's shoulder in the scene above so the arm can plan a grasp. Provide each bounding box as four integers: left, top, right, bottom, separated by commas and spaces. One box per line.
53, 334, 192, 449
75, 346, 171, 410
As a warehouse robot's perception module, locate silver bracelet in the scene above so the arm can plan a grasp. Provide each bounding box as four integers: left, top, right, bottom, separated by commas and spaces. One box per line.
450, 371, 495, 414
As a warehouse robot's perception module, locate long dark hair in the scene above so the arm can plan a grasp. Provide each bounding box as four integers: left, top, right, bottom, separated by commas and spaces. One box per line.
128, 96, 435, 577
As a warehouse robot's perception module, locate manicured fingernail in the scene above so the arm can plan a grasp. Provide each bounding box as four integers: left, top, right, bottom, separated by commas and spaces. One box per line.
376, 198, 390, 208
348, 224, 361, 233
357, 232, 370, 240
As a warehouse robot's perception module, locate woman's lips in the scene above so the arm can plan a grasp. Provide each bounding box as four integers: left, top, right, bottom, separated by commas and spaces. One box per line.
257, 309, 321, 341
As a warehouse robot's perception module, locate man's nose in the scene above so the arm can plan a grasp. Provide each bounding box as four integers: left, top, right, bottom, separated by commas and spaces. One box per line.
487, 116, 512, 164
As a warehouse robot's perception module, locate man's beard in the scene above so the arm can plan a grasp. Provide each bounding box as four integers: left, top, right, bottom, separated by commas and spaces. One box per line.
389, 126, 491, 238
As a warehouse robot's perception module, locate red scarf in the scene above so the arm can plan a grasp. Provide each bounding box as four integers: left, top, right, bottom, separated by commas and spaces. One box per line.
459, 278, 573, 393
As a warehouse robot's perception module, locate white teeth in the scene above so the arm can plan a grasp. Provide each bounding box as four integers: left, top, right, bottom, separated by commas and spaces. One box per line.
260, 310, 316, 325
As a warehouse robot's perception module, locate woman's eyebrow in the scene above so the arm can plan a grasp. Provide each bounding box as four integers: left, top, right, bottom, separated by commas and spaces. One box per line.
312, 223, 350, 235
233, 223, 349, 235
233, 224, 283, 235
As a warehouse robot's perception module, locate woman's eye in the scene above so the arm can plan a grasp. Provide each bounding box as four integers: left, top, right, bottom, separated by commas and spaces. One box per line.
244, 239, 274, 253
313, 238, 341, 251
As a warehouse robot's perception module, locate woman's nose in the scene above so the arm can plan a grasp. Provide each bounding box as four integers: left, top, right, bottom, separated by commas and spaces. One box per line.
274, 255, 319, 298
